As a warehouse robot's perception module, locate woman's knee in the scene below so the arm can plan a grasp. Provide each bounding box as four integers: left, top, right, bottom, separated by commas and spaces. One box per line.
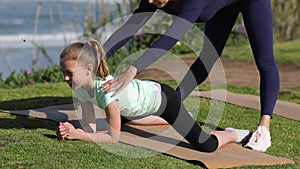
256, 61, 279, 74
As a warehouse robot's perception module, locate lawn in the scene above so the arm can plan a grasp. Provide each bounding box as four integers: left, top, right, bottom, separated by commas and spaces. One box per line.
0, 82, 299, 169
222, 39, 300, 65
180, 38, 300, 66
0, 39, 299, 168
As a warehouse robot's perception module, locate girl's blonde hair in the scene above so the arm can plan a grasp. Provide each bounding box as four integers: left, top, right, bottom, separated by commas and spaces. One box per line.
60, 39, 110, 79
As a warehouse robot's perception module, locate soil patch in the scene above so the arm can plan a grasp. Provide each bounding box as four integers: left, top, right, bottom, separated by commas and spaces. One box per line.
136, 58, 300, 88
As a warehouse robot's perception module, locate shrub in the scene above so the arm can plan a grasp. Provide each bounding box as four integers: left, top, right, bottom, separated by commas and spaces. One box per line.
0, 65, 64, 89
272, 0, 300, 41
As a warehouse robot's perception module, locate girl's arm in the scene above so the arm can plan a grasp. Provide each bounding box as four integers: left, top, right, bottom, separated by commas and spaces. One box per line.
57, 101, 96, 140
81, 101, 97, 133
58, 101, 121, 144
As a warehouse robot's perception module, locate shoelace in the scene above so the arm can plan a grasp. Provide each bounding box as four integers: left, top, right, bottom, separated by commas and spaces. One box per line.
253, 130, 262, 143
252, 128, 269, 144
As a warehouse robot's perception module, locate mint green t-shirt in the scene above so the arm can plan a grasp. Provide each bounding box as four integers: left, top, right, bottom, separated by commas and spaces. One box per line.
75, 75, 162, 117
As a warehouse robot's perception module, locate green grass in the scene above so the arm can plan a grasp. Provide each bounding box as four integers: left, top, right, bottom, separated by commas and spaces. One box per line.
225, 85, 300, 105
180, 39, 300, 65
0, 39, 299, 168
222, 39, 300, 65
0, 83, 72, 110
162, 80, 300, 105
0, 83, 299, 169
175, 38, 300, 105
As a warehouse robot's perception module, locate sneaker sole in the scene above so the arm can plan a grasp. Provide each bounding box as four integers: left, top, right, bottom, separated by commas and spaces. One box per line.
245, 140, 271, 152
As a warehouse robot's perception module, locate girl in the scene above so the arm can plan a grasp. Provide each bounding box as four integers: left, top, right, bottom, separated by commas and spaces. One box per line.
102, 0, 278, 152
57, 39, 251, 152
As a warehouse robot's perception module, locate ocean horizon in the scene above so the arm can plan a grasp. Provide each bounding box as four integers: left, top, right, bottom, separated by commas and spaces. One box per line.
0, 0, 122, 80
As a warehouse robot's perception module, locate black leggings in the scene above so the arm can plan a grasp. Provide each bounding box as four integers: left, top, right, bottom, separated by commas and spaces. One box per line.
122, 83, 219, 152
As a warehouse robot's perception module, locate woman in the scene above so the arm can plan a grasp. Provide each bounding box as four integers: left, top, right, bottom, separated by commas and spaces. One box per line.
102, 0, 279, 152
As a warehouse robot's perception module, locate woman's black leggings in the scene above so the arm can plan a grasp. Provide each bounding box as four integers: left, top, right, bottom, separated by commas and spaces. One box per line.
122, 83, 219, 152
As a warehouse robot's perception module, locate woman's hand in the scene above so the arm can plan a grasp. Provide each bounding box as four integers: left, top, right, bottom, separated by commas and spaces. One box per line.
102, 65, 137, 94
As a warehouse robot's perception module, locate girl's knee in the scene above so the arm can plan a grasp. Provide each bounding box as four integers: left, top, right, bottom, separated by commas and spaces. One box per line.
194, 135, 219, 152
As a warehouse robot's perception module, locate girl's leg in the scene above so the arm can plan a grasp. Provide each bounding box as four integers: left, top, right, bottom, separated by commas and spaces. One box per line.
241, 0, 279, 126
157, 84, 238, 152
211, 130, 237, 147
176, 4, 240, 101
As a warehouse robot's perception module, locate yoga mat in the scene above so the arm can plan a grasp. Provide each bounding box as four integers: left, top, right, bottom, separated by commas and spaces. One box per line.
191, 89, 300, 121
6, 103, 294, 168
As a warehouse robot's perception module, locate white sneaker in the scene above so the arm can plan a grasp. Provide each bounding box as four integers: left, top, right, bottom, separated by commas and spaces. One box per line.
244, 126, 271, 152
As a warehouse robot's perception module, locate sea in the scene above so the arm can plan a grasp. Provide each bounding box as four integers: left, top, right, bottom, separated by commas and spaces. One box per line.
0, 0, 122, 80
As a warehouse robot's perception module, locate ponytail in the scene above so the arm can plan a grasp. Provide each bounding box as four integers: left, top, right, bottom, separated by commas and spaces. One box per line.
60, 39, 110, 80
88, 39, 110, 79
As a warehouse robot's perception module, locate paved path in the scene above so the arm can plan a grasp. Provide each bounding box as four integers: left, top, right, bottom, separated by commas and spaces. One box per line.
191, 89, 300, 121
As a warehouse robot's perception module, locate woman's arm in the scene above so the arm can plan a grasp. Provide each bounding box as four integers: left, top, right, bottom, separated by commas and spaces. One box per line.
58, 101, 121, 144
103, 0, 156, 59
131, 0, 204, 73
103, 0, 203, 94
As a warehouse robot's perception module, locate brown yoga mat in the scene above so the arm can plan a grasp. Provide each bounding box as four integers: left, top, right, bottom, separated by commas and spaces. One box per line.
7, 103, 294, 168
191, 89, 300, 121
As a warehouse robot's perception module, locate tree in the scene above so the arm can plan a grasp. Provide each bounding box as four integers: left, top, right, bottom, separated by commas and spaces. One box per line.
272, 0, 300, 41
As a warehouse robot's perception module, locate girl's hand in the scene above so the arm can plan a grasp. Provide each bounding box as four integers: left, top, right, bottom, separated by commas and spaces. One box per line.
57, 122, 82, 140
56, 122, 65, 140
57, 122, 69, 140
102, 65, 137, 94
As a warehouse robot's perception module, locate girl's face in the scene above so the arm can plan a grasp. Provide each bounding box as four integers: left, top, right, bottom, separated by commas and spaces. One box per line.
61, 59, 89, 90
148, 0, 169, 8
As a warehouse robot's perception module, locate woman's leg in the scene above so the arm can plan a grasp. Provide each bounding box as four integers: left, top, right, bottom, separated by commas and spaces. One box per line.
176, 4, 240, 101
241, 0, 279, 126
240, 0, 279, 152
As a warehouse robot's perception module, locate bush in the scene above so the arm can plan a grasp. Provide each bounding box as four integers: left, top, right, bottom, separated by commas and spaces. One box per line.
0, 65, 64, 89
272, 0, 300, 41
